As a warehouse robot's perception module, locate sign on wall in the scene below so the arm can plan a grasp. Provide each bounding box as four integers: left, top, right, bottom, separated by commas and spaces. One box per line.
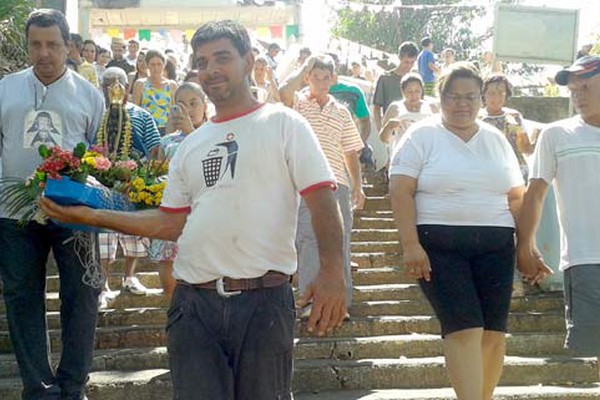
493, 4, 579, 65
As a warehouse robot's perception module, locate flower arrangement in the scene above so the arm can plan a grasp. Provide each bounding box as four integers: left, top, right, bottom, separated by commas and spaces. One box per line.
0, 142, 168, 225
127, 160, 168, 208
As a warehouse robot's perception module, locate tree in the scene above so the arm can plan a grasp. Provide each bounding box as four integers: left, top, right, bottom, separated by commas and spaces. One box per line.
0, 0, 34, 79
332, 1, 489, 61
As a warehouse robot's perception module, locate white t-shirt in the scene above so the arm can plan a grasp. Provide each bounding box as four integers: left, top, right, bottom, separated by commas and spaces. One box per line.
530, 116, 600, 270
390, 117, 524, 227
160, 103, 336, 284
384, 100, 435, 153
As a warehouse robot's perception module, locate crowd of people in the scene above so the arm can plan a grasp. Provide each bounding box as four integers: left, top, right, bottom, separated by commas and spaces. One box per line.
1, 7, 600, 400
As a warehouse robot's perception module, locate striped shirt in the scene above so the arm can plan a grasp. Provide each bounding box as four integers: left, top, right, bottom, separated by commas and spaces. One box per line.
294, 91, 364, 187
127, 103, 161, 158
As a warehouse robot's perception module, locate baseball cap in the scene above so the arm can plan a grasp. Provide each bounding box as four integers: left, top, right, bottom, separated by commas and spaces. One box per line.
555, 55, 600, 86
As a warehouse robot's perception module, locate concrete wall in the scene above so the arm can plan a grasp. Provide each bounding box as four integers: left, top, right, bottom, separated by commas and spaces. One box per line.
506, 96, 570, 124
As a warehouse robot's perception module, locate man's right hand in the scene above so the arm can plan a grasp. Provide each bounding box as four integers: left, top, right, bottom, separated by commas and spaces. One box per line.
296, 267, 347, 337
517, 243, 554, 285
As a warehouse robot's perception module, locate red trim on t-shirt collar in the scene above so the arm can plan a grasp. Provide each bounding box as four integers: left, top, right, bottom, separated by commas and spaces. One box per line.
299, 181, 337, 196
211, 103, 266, 123
159, 206, 191, 214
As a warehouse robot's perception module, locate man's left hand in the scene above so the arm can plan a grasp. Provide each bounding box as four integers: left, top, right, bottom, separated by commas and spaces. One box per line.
352, 188, 365, 211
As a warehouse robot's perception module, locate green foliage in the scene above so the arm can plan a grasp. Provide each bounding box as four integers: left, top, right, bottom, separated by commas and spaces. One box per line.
332, 1, 488, 60
0, 0, 34, 79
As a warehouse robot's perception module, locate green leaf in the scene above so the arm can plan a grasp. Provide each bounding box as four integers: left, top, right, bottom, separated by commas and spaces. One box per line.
73, 142, 87, 159
38, 144, 50, 159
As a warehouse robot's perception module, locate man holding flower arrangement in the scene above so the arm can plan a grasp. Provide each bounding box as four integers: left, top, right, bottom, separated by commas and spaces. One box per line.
0, 9, 104, 400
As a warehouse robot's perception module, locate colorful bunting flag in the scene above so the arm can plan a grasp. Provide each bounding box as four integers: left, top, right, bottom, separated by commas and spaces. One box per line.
185, 29, 196, 41
255, 27, 270, 38
139, 29, 151, 41
124, 28, 137, 40
170, 29, 183, 43
285, 25, 299, 39
106, 28, 121, 38
269, 25, 283, 39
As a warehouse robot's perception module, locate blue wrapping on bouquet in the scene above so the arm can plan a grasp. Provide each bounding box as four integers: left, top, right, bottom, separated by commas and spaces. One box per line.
44, 176, 135, 231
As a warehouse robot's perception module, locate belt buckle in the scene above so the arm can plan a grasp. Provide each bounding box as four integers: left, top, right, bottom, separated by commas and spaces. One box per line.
216, 277, 242, 298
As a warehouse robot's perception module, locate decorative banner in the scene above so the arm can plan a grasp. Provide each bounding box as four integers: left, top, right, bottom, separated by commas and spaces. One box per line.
184, 29, 196, 41
255, 26, 270, 38
158, 29, 168, 38
269, 25, 283, 39
138, 29, 151, 41
285, 25, 299, 39
106, 28, 121, 38
90, 28, 103, 39
170, 29, 183, 43
124, 28, 137, 40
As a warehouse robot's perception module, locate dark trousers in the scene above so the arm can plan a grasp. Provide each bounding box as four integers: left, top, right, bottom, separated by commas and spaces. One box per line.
167, 282, 295, 400
0, 219, 100, 400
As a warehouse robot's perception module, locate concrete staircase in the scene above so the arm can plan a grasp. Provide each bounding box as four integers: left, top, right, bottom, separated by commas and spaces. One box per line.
1, 179, 599, 399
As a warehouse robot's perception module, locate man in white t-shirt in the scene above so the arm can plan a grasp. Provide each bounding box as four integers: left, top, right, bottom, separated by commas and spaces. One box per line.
518, 55, 600, 372
41, 20, 347, 400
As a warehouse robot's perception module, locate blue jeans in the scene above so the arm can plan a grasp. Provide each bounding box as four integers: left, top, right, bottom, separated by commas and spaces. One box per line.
167, 282, 295, 400
0, 219, 100, 400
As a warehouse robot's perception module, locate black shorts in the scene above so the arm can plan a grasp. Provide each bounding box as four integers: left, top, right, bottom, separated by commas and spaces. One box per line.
417, 225, 515, 337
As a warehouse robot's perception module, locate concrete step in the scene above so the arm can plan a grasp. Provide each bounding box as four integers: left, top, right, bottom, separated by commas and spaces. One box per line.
0, 332, 572, 379
0, 313, 567, 353
295, 385, 600, 400
46, 272, 164, 293
352, 229, 400, 242
351, 252, 402, 268
0, 363, 598, 400
363, 185, 388, 197
351, 241, 401, 253
362, 196, 390, 211
295, 332, 569, 360
354, 210, 393, 219
353, 217, 396, 230
0, 293, 563, 333
293, 356, 599, 392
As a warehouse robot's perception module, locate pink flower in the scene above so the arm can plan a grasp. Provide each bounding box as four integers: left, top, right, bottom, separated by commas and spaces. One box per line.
94, 157, 112, 171
115, 160, 138, 171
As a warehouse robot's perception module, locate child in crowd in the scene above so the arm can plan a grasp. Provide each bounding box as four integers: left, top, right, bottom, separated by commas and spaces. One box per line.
150, 82, 208, 298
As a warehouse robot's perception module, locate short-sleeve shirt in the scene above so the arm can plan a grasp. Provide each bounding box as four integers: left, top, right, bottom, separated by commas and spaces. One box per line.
127, 103, 161, 158
530, 116, 600, 270
0, 68, 105, 218
417, 49, 436, 83
294, 92, 364, 187
372, 71, 403, 112
390, 117, 523, 227
160, 103, 336, 284
329, 82, 370, 120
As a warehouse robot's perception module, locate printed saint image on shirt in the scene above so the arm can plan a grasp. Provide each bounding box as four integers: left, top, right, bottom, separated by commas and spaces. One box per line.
23, 110, 63, 150
202, 134, 238, 187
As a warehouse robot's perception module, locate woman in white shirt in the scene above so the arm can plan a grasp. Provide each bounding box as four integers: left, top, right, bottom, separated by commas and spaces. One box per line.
389, 63, 525, 400
379, 73, 437, 153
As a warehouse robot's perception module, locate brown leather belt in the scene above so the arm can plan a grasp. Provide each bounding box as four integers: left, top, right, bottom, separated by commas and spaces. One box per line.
177, 271, 289, 297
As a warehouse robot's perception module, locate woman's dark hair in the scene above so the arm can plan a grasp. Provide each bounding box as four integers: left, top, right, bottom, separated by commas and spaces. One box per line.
145, 49, 166, 65
98, 47, 109, 57
437, 62, 483, 98
191, 20, 251, 56
482, 73, 513, 100
26, 9, 70, 45
184, 69, 199, 82
165, 58, 177, 81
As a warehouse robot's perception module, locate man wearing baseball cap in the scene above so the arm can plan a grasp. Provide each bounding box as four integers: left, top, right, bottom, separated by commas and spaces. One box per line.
518, 54, 600, 377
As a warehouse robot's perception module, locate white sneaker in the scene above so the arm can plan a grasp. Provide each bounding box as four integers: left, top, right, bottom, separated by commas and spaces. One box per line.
122, 276, 148, 295
98, 290, 116, 310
